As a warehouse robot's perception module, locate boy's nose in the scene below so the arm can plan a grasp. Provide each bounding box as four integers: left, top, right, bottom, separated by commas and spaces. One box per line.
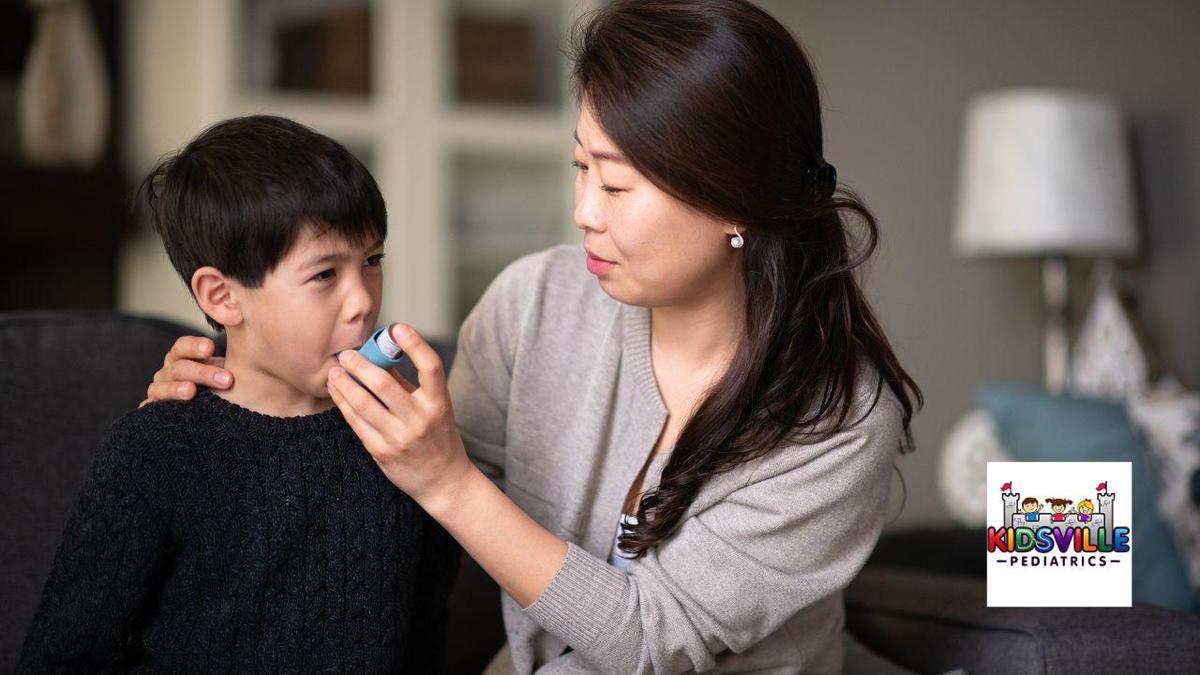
343, 282, 375, 322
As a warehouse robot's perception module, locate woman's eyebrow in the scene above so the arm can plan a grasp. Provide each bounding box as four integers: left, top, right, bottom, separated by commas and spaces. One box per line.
573, 130, 630, 165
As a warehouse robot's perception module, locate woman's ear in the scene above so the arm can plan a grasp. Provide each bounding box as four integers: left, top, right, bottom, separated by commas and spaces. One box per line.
191, 266, 244, 328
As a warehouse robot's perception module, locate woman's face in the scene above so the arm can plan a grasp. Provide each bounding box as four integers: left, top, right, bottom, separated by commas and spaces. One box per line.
572, 103, 740, 308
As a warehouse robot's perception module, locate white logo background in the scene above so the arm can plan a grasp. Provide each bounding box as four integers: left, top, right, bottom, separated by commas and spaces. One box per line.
986, 461, 1132, 607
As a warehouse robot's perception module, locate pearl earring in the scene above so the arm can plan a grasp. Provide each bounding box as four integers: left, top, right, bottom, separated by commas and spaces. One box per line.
730, 225, 745, 249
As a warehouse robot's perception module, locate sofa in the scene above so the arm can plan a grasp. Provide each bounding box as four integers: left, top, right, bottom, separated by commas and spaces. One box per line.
3, 311, 1199, 674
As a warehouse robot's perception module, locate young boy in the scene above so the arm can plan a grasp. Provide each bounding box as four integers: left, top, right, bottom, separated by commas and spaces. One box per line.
18, 115, 460, 672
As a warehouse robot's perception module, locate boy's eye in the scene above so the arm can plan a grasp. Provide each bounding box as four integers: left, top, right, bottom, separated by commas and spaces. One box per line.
571, 160, 587, 172
311, 254, 384, 282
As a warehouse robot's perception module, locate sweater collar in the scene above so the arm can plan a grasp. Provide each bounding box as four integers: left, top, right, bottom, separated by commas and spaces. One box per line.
194, 388, 347, 436
621, 304, 668, 417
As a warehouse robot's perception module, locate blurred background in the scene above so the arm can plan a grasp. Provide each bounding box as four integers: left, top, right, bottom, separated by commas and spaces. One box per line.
2, 0, 1199, 632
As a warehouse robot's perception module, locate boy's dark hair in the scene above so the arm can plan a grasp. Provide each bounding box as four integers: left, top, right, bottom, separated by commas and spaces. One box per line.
1022, 497, 1039, 507
140, 115, 386, 332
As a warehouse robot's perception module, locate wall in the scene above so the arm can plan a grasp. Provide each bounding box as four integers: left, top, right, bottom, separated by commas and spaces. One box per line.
118, 0, 213, 330
758, 0, 1200, 527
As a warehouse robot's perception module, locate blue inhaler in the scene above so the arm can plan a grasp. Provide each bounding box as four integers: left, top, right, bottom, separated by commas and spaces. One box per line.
355, 325, 406, 370
337, 325, 406, 390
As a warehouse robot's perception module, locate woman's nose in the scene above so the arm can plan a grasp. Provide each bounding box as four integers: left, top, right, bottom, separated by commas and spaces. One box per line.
574, 186, 604, 233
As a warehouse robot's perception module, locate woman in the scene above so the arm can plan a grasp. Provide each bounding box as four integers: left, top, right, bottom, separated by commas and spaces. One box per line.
145, 1, 922, 672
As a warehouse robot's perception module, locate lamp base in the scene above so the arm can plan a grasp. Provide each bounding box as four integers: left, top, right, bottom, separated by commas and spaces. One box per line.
1043, 256, 1071, 393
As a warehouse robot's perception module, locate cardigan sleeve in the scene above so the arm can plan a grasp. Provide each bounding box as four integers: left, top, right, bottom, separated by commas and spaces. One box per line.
17, 413, 174, 672
448, 250, 546, 491
522, 391, 905, 674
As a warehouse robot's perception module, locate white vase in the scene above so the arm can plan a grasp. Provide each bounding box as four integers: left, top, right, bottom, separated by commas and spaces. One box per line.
17, 0, 111, 168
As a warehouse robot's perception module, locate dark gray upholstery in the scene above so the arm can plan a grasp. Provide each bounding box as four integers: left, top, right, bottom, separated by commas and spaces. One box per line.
845, 565, 1200, 674
0, 312, 199, 667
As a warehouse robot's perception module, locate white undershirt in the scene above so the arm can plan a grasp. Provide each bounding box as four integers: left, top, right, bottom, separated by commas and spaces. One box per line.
609, 452, 668, 571
608, 512, 640, 572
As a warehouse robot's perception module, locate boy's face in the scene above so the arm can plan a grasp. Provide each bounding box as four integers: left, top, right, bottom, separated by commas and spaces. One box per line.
1023, 502, 1039, 512
229, 225, 384, 408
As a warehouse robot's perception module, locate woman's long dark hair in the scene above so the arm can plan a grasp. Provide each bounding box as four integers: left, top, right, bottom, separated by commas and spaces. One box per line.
569, 0, 924, 558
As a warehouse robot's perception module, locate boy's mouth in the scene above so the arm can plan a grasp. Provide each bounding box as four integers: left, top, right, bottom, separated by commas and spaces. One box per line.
329, 334, 372, 362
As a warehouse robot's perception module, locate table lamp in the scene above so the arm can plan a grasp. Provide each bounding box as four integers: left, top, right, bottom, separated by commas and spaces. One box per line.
953, 88, 1140, 392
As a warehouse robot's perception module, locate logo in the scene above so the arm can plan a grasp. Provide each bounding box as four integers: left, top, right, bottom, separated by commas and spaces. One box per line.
986, 462, 1132, 607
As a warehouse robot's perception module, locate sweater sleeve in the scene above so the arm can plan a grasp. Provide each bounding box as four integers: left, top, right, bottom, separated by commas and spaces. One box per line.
17, 413, 174, 673
522, 392, 905, 674
448, 250, 546, 491
399, 511, 462, 674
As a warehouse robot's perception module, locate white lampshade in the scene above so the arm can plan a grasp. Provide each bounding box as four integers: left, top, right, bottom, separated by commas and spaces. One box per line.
953, 88, 1140, 258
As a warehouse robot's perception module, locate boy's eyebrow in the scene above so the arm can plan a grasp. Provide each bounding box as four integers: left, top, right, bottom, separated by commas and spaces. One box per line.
573, 130, 629, 165
301, 236, 385, 268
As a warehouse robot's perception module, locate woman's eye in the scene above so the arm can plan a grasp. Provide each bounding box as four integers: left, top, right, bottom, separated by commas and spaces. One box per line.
572, 160, 622, 193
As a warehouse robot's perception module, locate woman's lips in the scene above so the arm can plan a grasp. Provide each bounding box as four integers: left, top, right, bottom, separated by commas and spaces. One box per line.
586, 250, 616, 275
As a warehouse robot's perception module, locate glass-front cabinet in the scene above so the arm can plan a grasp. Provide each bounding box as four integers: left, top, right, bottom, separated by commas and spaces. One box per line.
129, 0, 594, 338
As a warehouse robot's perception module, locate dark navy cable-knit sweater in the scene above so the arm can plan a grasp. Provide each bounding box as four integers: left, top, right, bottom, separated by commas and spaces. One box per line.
18, 388, 460, 673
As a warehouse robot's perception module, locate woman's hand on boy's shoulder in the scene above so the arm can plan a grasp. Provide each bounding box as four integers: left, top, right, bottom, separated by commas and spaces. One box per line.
140, 336, 233, 407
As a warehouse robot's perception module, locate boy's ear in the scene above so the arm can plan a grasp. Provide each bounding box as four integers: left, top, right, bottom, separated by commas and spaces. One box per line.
191, 266, 244, 328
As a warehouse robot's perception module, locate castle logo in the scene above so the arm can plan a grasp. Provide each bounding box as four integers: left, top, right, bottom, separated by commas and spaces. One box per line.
986, 462, 1132, 607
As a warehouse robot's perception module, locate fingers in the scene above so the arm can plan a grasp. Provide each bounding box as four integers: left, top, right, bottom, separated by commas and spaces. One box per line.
145, 380, 196, 404
327, 376, 388, 452
169, 356, 233, 389
145, 336, 232, 405
387, 323, 448, 403
165, 335, 215, 365
328, 363, 411, 431
153, 337, 231, 384
334, 350, 415, 420
390, 370, 417, 395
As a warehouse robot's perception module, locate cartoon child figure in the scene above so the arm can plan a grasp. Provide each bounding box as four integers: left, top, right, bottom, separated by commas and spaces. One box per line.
1021, 497, 1042, 522
1076, 499, 1094, 522
1047, 498, 1073, 522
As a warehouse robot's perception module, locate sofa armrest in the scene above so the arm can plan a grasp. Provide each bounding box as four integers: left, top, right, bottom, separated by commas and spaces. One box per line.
845, 566, 1200, 675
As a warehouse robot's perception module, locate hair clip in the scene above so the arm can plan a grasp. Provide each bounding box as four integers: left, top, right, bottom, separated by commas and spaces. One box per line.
805, 156, 838, 200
